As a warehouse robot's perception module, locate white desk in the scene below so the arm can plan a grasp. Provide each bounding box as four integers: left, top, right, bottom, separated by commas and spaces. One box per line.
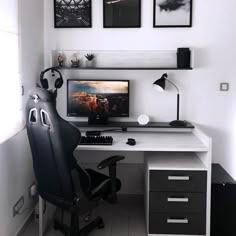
39, 126, 212, 236
76, 130, 208, 152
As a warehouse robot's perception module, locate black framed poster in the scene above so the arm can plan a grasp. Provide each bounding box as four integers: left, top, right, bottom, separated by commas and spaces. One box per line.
103, 0, 141, 28
153, 0, 192, 27
54, 0, 92, 28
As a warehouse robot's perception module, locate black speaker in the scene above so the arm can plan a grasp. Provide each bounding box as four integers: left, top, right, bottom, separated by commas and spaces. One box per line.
177, 48, 191, 68
211, 164, 236, 236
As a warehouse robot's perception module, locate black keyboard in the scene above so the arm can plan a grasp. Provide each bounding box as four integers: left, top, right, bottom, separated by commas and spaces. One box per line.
79, 136, 113, 145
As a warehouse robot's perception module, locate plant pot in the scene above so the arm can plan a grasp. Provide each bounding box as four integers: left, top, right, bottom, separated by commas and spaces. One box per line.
85, 60, 95, 67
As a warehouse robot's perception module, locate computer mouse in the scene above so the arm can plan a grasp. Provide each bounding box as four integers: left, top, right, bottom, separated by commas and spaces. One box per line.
126, 138, 136, 146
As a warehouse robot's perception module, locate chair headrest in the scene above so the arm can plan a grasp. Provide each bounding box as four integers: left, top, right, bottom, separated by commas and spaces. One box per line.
28, 87, 56, 105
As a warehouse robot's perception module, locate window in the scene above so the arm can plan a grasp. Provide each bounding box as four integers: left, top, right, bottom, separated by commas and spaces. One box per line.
0, 1, 24, 144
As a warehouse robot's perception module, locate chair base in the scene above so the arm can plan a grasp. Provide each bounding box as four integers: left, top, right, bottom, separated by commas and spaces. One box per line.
54, 220, 69, 234
79, 216, 104, 236
54, 216, 104, 236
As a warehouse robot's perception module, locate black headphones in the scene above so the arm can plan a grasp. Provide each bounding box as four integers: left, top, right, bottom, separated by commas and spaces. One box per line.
40, 67, 64, 90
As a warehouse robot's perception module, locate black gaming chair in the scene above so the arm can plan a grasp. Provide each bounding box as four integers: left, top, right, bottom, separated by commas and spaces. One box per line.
25, 87, 125, 236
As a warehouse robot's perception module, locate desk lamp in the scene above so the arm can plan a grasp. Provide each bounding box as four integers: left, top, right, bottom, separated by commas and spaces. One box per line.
153, 73, 187, 127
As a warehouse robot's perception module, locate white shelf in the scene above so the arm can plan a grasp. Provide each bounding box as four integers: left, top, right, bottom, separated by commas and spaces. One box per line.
146, 152, 207, 171
51, 49, 194, 69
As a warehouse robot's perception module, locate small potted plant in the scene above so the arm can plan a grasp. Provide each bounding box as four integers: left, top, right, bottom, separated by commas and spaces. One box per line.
84, 53, 95, 67
71, 55, 80, 68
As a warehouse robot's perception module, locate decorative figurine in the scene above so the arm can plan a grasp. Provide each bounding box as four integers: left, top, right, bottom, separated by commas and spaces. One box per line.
57, 53, 64, 67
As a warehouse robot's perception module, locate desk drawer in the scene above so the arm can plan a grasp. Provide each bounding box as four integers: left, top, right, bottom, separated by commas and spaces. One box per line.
149, 212, 206, 235
150, 192, 206, 213
150, 170, 207, 192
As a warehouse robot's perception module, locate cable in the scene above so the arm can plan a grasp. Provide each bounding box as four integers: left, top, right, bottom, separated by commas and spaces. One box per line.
101, 128, 123, 132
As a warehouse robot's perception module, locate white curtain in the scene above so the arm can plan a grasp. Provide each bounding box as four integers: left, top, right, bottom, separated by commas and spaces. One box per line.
0, 0, 24, 144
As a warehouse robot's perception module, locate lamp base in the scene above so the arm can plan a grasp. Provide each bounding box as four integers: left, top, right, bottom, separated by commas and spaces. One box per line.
169, 120, 187, 127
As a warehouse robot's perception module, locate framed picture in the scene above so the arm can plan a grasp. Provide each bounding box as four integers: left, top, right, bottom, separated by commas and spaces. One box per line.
153, 0, 192, 27
54, 0, 92, 28
103, 0, 141, 28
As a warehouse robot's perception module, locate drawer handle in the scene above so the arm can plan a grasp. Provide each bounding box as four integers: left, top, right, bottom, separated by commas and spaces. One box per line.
167, 218, 189, 224
168, 176, 190, 181
167, 197, 189, 203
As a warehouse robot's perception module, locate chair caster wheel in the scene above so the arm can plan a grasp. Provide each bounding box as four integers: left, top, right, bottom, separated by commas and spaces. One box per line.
53, 221, 60, 231
84, 214, 91, 222
62, 228, 68, 235
98, 219, 104, 229
53, 221, 68, 234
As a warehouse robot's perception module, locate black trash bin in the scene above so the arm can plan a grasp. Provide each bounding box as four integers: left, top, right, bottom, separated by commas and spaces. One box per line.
211, 163, 236, 236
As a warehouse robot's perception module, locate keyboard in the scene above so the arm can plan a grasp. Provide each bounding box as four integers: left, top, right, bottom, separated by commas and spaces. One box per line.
79, 136, 113, 145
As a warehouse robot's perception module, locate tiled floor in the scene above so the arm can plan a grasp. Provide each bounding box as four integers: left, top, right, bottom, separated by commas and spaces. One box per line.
21, 195, 146, 236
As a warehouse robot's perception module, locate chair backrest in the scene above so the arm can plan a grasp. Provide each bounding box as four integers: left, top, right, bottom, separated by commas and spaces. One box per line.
25, 87, 83, 205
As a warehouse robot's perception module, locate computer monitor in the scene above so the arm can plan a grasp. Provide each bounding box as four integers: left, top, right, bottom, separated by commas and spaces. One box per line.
67, 79, 129, 117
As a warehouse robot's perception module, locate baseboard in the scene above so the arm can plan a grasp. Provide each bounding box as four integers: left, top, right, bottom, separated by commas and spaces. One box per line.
15, 210, 34, 236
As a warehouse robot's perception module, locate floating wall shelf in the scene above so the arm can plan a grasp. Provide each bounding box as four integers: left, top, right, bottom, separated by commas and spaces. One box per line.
51, 50, 194, 70
57, 67, 192, 70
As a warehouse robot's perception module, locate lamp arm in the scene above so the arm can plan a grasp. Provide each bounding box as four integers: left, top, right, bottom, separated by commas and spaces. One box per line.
177, 94, 180, 120
166, 79, 180, 120
166, 79, 180, 94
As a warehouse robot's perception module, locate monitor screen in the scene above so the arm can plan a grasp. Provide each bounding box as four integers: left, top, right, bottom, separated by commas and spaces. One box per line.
67, 79, 129, 117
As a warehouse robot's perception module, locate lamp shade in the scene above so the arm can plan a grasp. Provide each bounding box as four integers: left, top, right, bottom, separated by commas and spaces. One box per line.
153, 73, 168, 92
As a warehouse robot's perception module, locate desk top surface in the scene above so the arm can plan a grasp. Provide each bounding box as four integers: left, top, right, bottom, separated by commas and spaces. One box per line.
76, 130, 209, 152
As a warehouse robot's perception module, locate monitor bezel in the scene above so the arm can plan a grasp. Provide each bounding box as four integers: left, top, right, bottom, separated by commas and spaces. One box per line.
67, 79, 130, 117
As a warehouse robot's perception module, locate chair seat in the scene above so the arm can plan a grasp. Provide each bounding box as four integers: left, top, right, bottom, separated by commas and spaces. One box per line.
85, 169, 121, 200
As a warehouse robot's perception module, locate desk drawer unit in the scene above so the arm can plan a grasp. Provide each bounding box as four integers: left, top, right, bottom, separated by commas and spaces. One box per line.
150, 170, 207, 192
149, 170, 207, 235
149, 212, 206, 235
149, 192, 206, 213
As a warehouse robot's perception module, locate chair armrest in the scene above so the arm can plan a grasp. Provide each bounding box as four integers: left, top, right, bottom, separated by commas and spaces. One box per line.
97, 155, 125, 170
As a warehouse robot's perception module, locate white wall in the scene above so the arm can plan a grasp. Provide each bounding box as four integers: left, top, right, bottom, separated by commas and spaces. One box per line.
0, 0, 44, 235
44, 1, 236, 179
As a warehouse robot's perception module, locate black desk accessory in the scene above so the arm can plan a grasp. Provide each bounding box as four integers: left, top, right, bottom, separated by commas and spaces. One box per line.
126, 138, 136, 146
153, 73, 187, 127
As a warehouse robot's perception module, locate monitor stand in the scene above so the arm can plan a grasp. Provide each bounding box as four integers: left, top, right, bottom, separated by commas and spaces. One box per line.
88, 112, 109, 125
